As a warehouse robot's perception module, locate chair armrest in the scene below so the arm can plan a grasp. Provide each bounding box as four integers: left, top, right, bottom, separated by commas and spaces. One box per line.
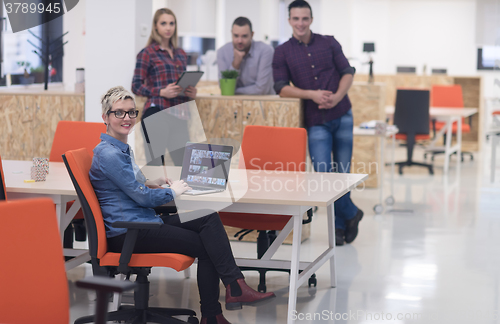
114, 221, 161, 273
113, 221, 162, 229
76, 276, 136, 324
76, 276, 136, 294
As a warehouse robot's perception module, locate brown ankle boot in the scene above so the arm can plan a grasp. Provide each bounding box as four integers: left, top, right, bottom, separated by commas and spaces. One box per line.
225, 278, 276, 310
200, 313, 231, 324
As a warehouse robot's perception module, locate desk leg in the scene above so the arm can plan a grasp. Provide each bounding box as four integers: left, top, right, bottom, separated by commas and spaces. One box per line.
492, 135, 498, 183
379, 136, 384, 208
287, 214, 303, 324
327, 203, 337, 288
456, 117, 463, 168
444, 119, 453, 174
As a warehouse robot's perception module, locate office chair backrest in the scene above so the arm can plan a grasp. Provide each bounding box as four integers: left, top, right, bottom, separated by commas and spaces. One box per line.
0, 155, 6, 201
50, 121, 106, 162
63, 148, 107, 260
431, 84, 463, 108
0, 198, 69, 324
394, 89, 430, 135
238, 125, 307, 171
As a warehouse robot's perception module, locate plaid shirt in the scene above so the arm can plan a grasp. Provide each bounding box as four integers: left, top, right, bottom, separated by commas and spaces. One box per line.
132, 43, 191, 120
272, 33, 354, 128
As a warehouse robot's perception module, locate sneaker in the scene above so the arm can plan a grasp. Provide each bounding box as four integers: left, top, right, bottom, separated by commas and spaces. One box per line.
335, 228, 345, 246
344, 209, 364, 244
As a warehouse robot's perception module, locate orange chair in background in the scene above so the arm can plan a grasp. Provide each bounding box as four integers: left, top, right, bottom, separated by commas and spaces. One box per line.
0, 155, 6, 201
219, 125, 315, 293
63, 148, 198, 324
50, 121, 106, 249
425, 84, 474, 162
0, 198, 135, 324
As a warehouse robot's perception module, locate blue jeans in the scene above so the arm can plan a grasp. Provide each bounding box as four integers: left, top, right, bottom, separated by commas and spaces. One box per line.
307, 109, 359, 230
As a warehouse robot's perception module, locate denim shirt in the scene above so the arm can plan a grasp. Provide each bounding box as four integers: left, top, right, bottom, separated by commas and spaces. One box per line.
90, 133, 175, 238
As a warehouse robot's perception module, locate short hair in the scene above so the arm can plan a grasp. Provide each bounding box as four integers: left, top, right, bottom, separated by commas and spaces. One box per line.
147, 8, 178, 48
101, 86, 135, 115
288, 0, 313, 18
232, 16, 252, 33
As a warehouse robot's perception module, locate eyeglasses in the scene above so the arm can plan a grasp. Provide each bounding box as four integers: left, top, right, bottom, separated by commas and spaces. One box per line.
107, 110, 140, 119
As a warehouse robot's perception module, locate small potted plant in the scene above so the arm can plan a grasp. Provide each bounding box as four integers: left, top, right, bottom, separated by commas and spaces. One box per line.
219, 70, 239, 96
30, 65, 45, 83
17, 61, 35, 85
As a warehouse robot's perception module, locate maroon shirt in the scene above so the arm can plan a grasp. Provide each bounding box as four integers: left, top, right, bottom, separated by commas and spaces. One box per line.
272, 33, 354, 128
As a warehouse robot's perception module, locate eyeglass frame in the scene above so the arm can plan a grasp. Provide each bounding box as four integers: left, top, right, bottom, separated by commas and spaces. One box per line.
107, 109, 140, 119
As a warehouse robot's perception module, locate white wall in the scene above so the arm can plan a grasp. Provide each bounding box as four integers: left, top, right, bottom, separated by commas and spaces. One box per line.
62, 0, 86, 92
347, 0, 477, 76
85, 0, 152, 123
168, 0, 216, 38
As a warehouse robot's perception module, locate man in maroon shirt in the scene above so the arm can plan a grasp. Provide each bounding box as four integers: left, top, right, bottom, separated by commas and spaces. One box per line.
272, 0, 363, 246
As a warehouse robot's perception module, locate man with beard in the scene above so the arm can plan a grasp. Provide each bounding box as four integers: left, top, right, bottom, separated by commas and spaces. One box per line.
217, 17, 275, 95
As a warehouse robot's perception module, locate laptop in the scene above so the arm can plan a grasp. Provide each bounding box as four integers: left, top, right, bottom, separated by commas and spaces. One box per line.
179, 143, 233, 195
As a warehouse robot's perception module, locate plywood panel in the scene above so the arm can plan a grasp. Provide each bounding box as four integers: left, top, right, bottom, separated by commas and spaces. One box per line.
0, 95, 35, 160
453, 77, 481, 149
0, 94, 84, 161
242, 100, 301, 128
349, 83, 386, 188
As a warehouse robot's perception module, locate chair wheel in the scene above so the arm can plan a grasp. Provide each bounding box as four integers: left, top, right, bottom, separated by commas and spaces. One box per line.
398, 165, 403, 175
423, 153, 427, 160
470, 155, 474, 161
385, 196, 395, 206
429, 167, 434, 175
258, 283, 267, 293
188, 316, 199, 324
308, 274, 317, 287
431, 155, 435, 161
373, 204, 383, 214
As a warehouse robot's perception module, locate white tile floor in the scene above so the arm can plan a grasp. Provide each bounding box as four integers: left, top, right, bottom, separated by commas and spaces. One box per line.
68, 142, 500, 324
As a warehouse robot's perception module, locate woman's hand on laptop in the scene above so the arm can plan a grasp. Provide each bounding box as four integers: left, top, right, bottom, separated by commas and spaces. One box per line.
170, 180, 192, 196
146, 177, 171, 189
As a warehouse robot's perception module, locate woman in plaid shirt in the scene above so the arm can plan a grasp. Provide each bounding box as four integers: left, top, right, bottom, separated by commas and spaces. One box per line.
132, 8, 196, 166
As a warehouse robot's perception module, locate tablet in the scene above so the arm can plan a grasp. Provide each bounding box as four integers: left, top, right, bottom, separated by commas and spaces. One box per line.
176, 71, 204, 96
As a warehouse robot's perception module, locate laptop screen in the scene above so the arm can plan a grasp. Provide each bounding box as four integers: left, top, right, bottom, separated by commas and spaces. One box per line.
180, 143, 233, 189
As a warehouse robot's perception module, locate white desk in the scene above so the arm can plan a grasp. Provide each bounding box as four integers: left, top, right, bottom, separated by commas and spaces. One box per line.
5, 160, 367, 323
3, 160, 90, 271
353, 126, 398, 214
143, 167, 368, 324
386, 106, 478, 174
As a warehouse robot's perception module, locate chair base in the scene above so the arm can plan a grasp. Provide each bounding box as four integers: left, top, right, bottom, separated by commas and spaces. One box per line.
396, 161, 434, 175
424, 150, 474, 162
239, 267, 317, 292
74, 306, 198, 324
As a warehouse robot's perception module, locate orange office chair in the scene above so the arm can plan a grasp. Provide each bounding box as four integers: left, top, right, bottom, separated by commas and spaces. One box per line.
0, 155, 6, 201
424, 84, 474, 162
0, 198, 135, 324
219, 125, 315, 293
63, 148, 198, 324
50, 121, 106, 249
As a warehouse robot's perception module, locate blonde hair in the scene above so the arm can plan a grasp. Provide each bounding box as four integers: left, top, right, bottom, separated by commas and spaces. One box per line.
147, 8, 178, 48
101, 86, 135, 115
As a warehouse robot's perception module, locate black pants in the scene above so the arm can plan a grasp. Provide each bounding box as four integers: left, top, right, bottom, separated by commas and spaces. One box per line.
141, 106, 190, 166
107, 211, 243, 317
